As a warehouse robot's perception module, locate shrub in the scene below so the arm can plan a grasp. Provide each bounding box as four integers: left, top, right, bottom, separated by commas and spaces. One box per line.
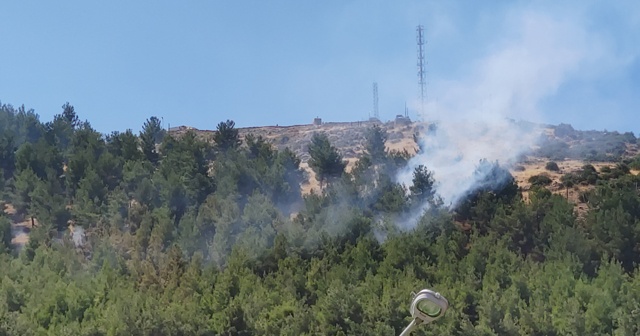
545, 161, 560, 172
529, 185, 552, 199
581, 164, 599, 184
513, 165, 526, 172
560, 165, 599, 186
528, 174, 553, 187
554, 123, 576, 138
561, 173, 580, 187
578, 190, 591, 203
536, 138, 569, 161
601, 163, 631, 180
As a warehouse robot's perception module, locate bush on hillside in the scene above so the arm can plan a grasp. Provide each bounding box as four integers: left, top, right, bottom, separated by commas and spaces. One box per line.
561, 164, 599, 186
600, 163, 631, 180
536, 138, 569, 161
554, 123, 577, 138
537, 126, 634, 162
513, 165, 526, 172
545, 161, 560, 172
528, 174, 553, 187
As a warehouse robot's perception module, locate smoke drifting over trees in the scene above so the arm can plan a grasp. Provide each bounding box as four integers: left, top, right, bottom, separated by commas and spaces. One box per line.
1, 101, 640, 335
393, 7, 632, 230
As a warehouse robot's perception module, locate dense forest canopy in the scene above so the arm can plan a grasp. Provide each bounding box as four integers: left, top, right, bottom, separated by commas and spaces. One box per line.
1, 101, 640, 335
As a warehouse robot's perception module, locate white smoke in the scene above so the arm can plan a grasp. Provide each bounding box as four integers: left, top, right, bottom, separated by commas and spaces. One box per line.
397, 9, 607, 218
71, 226, 85, 247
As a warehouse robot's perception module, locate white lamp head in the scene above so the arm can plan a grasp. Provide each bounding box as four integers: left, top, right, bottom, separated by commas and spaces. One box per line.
409, 289, 449, 324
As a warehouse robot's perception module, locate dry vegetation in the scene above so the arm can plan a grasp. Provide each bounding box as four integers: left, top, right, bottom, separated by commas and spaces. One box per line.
511, 158, 609, 215
511, 158, 610, 190
171, 121, 640, 213
3, 203, 31, 246
178, 120, 420, 194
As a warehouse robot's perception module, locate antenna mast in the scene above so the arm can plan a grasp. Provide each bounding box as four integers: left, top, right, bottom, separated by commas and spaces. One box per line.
416, 25, 426, 120
373, 82, 379, 120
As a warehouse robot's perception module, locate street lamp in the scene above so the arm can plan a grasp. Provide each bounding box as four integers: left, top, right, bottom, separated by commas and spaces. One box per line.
399, 289, 449, 336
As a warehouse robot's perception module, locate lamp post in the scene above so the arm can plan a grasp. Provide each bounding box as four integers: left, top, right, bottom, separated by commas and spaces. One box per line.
399, 289, 449, 336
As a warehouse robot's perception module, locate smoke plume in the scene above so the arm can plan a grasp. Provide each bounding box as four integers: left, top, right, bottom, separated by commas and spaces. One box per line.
396, 9, 602, 222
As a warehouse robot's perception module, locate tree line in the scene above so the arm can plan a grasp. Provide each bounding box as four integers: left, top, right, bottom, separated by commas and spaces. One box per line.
0, 101, 639, 335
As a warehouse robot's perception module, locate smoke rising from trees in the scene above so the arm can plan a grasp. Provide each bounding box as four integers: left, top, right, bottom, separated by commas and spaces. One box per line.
397, 9, 617, 223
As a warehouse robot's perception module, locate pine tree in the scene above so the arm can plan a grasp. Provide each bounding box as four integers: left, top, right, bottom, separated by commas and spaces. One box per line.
308, 133, 346, 188
106, 129, 143, 162
12, 168, 38, 214
140, 116, 165, 164
0, 132, 16, 178
409, 164, 436, 204
213, 119, 241, 152
0, 216, 11, 253
364, 124, 388, 163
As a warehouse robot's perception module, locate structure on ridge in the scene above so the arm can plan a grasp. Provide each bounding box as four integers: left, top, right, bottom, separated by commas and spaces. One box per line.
416, 25, 426, 119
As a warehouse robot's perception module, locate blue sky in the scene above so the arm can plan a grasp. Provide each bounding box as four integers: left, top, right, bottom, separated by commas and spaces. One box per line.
1, 1, 639, 135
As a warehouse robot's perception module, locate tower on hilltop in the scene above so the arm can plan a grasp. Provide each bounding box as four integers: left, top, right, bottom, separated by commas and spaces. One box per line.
416, 25, 426, 120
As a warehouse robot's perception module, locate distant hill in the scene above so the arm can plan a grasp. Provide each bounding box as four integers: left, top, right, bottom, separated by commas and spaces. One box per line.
170, 120, 421, 193
172, 120, 639, 162
169, 120, 420, 165
170, 119, 640, 211
535, 123, 638, 161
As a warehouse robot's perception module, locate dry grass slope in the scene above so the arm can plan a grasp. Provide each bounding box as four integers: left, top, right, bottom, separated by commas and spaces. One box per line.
163, 121, 640, 213
175, 121, 421, 193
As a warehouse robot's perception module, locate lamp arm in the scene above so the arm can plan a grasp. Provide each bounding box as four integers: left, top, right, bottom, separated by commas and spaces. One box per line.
399, 319, 421, 336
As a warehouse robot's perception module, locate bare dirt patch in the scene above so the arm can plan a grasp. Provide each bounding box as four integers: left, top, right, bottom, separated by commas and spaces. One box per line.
300, 162, 319, 195
4, 203, 16, 216
3, 203, 33, 247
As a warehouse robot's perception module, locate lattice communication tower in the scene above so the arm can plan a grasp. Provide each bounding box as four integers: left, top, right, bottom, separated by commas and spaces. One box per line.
416, 25, 426, 118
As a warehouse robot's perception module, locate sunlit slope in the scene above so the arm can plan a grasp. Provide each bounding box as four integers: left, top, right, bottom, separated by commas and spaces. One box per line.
175, 120, 639, 196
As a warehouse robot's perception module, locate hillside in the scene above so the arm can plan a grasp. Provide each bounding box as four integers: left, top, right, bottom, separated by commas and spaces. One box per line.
170, 120, 419, 166
171, 120, 640, 199
5, 117, 639, 248
3, 104, 640, 334
171, 120, 421, 193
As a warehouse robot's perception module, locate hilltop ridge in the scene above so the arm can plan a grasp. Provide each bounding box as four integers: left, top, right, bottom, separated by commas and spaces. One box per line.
169, 119, 420, 164
169, 119, 640, 207
169, 118, 638, 166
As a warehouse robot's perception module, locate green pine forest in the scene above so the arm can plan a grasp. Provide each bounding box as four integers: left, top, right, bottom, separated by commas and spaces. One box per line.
1, 102, 640, 335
